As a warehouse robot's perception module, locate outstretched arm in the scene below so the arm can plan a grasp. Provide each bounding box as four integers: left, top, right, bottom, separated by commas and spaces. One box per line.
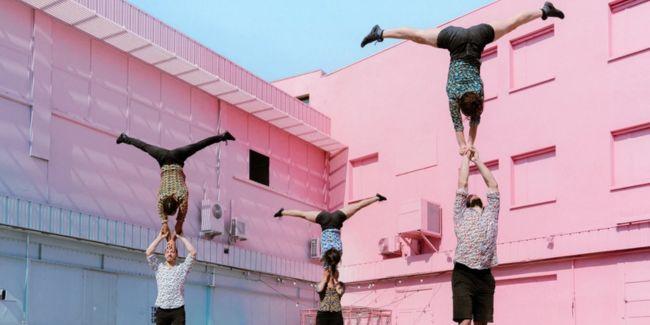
470, 150, 497, 190
176, 234, 197, 258
458, 153, 470, 190
146, 231, 167, 256
468, 124, 478, 148
316, 269, 330, 293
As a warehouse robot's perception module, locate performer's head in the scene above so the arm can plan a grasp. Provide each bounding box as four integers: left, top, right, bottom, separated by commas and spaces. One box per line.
164, 239, 178, 264
458, 92, 483, 121
466, 194, 483, 210
323, 248, 341, 271
162, 196, 179, 216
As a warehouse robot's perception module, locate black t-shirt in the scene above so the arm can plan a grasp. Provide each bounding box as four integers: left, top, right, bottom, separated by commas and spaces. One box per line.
437, 24, 495, 65
316, 210, 347, 231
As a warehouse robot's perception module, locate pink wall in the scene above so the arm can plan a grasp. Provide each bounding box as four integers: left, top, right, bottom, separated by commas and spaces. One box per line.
276, 0, 650, 323
0, 0, 328, 265
272, 70, 325, 98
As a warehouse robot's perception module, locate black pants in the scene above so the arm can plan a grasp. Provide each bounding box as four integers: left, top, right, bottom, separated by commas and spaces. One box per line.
155, 306, 185, 325
122, 133, 229, 167
452, 263, 495, 323
316, 311, 343, 325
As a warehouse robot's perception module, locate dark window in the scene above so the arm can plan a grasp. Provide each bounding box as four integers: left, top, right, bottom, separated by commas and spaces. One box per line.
249, 150, 270, 186
297, 94, 310, 105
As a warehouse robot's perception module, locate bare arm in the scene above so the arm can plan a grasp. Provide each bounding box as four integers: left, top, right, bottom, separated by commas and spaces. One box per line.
471, 151, 498, 190
316, 270, 329, 293
176, 234, 197, 257
146, 232, 166, 256
458, 153, 470, 189
468, 124, 478, 147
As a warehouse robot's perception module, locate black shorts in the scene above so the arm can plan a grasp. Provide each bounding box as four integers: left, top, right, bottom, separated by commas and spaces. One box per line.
316, 311, 344, 325
452, 263, 495, 323
437, 24, 495, 62
155, 306, 185, 325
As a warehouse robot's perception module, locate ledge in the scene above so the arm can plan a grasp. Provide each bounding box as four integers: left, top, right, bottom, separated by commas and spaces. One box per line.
608, 47, 650, 64
510, 199, 556, 211
509, 77, 556, 95
611, 181, 650, 193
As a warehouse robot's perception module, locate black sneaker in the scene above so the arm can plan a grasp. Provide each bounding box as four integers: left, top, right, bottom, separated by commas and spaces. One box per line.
376, 193, 387, 202
274, 208, 284, 218
542, 2, 564, 20
361, 25, 384, 48
222, 131, 236, 142
116, 133, 128, 144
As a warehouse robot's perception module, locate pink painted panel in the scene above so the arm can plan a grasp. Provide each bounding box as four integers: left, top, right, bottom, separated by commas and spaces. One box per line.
48, 116, 160, 226
52, 68, 90, 117
91, 41, 128, 93
510, 26, 556, 90
0, 45, 31, 99
0, 0, 32, 52
161, 74, 191, 118
289, 137, 308, 169
190, 89, 218, 131
52, 21, 90, 76
350, 153, 380, 201
610, 0, 650, 58
270, 158, 290, 193
511, 147, 556, 207
480, 47, 499, 99
493, 274, 565, 324
468, 160, 499, 195
269, 127, 289, 159
222, 104, 248, 143
160, 110, 191, 149
308, 174, 325, 206
395, 132, 436, 176
89, 82, 128, 132
128, 58, 160, 107
0, 98, 48, 201
289, 166, 309, 199
248, 116, 270, 153
307, 145, 325, 174
612, 124, 650, 188
128, 100, 159, 144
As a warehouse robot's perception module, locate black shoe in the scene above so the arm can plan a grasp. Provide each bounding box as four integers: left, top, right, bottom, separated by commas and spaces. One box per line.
541, 2, 564, 20
116, 133, 128, 144
360, 25, 384, 48
222, 131, 236, 142
274, 208, 284, 218
376, 193, 387, 202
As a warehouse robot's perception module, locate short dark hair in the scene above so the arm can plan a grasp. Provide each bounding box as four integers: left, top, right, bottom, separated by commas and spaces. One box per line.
466, 195, 484, 209
458, 92, 483, 121
162, 196, 179, 216
323, 248, 341, 272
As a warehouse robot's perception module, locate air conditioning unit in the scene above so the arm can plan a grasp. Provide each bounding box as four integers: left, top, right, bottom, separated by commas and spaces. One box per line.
378, 236, 402, 256
309, 238, 321, 259
200, 198, 224, 237
229, 218, 247, 241
397, 199, 442, 237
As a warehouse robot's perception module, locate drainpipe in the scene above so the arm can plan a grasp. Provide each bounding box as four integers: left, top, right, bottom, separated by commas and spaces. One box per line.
23, 233, 30, 324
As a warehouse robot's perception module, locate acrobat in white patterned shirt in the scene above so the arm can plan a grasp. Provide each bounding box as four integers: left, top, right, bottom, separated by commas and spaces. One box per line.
147, 254, 195, 309
453, 188, 500, 270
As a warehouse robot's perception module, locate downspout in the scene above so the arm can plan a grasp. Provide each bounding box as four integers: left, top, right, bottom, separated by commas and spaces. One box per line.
23, 233, 30, 324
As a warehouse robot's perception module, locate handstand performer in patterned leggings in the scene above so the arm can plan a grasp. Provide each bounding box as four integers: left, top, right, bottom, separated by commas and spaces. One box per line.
273, 194, 387, 269
361, 2, 565, 156
117, 131, 235, 239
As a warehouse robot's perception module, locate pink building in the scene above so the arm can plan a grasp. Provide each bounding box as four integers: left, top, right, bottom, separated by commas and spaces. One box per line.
0, 0, 345, 323
275, 0, 650, 323
1, 0, 649, 324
